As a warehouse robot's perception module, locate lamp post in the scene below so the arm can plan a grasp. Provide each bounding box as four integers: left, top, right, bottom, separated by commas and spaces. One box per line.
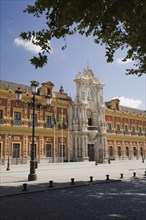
6, 133, 11, 171
15, 81, 51, 181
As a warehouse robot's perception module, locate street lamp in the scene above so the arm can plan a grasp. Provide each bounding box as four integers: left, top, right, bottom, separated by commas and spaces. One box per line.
6, 133, 11, 171
15, 81, 51, 181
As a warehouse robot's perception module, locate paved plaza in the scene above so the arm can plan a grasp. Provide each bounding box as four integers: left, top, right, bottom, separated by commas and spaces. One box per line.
0, 160, 146, 219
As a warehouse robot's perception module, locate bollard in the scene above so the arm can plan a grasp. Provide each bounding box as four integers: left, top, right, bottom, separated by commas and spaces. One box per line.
108, 159, 111, 164
144, 171, 146, 176
120, 173, 124, 179
71, 178, 75, 185
89, 176, 93, 182
95, 162, 98, 166
22, 183, 28, 191
106, 174, 110, 180
49, 180, 53, 188
133, 172, 136, 178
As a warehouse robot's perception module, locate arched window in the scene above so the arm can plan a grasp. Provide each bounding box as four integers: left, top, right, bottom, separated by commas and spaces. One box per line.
47, 88, 51, 95
109, 146, 113, 157
126, 147, 129, 156
118, 146, 122, 157
88, 118, 92, 126
133, 147, 137, 156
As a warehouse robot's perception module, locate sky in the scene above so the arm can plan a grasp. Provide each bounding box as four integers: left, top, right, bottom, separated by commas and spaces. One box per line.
1, 0, 146, 110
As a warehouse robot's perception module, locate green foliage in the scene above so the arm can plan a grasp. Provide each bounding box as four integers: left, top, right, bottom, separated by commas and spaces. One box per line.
21, 0, 146, 76
29, 53, 48, 69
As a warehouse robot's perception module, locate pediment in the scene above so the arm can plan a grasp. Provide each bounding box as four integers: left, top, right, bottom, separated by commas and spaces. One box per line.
75, 67, 102, 85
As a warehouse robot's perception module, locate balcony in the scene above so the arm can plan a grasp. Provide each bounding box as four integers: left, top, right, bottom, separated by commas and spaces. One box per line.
138, 133, 143, 136
124, 131, 129, 135
88, 126, 98, 131
58, 123, 68, 129
131, 132, 136, 136
45, 122, 54, 128
12, 120, 22, 126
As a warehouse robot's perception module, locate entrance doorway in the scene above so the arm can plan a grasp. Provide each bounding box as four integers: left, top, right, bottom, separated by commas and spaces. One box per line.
88, 144, 94, 161
13, 143, 20, 164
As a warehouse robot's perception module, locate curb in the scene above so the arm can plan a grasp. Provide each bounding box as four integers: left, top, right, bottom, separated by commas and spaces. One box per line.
0, 179, 121, 198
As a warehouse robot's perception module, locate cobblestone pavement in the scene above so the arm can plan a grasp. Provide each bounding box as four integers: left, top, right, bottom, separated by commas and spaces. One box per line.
0, 178, 146, 220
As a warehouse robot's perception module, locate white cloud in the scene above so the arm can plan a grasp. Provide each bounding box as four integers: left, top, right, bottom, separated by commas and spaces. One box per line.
116, 57, 133, 65
14, 37, 53, 54
14, 37, 42, 54
113, 96, 142, 109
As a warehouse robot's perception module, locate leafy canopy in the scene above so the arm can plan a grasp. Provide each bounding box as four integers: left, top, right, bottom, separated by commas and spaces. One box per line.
20, 0, 146, 76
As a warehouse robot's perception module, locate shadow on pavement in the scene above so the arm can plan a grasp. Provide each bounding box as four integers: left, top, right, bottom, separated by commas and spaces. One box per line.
0, 178, 122, 197
0, 178, 146, 220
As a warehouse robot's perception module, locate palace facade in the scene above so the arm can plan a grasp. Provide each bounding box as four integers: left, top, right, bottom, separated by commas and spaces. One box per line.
0, 68, 146, 164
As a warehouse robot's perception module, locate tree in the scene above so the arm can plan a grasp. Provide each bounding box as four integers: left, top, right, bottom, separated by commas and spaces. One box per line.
20, 0, 146, 76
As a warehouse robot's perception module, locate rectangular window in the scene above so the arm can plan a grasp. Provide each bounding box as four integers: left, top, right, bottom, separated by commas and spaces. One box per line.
0, 110, 3, 119
124, 125, 128, 134
108, 123, 112, 130
131, 127, 136, 135
46, 115, 51, 124
45, 115, 53, 128
46, 144, 52, 157
14, 112, 21, 120
116, 124, 120, 134
138, 127, 142, 136
117, 124, 120, 130
107, 123, 112, 133
0, 110, 4, 124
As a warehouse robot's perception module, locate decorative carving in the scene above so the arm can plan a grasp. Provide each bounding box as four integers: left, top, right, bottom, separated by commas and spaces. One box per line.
88, 131, 98, 141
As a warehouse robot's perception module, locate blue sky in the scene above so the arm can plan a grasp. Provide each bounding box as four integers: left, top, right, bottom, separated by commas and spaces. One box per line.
1, 0, 145, 110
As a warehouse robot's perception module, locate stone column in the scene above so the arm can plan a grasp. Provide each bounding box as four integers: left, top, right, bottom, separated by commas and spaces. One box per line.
78, 137, 81, 157
122, 141, 125, 160
94, 140, 98, 164
102, 135, 106, 163
75, 137, 77, 158
82, 136, 85, 158
83, 136, 89, 161
130, 141, 133, 160
4, 134, 7, 164
113, 140, 117, 159
98, 136, 103, 163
